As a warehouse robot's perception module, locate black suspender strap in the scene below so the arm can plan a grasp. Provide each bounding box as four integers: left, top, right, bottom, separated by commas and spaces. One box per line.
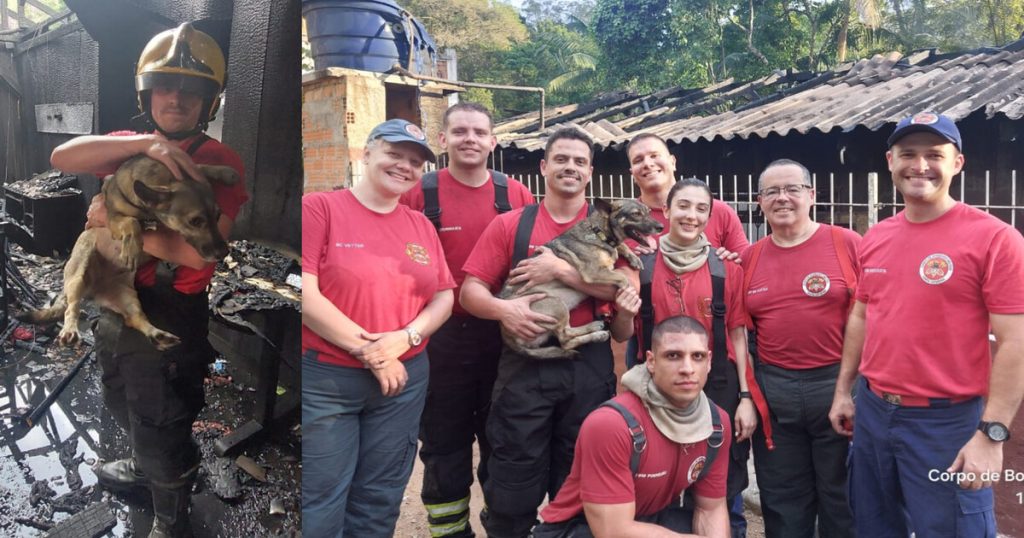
600, 397, 724, 481
600, 400, 646, 476
184, 133, 210, 156
421, 171, 442, 229
422, 169, 512, 230
492, 170, 511, 214
698, 398, 725, 482
637, 251, 656, 361
511, 204, 540, 269
707, 252, 729, 389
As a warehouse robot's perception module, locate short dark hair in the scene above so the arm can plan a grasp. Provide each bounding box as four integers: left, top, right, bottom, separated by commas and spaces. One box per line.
443, 102, 494, 131
544, 127, 595, 160
652, 315, 708, 350
625, 133, 669, 160
665, 177, 714, 216
758, 159, 812, 191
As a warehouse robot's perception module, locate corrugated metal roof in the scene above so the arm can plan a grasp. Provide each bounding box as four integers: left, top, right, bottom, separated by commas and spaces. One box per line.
495, 38, 1024, 152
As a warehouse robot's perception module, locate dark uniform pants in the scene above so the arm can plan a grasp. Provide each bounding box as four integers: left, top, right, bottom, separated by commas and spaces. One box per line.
482, 341, 615, 538
752, 362, 854, 538
703, 357, 750, 537
419, 316, 502, 537
96, 285, 213, 486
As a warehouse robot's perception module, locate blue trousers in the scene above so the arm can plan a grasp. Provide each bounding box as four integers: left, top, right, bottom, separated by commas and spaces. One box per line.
849, 377, 996, 538
301, 351, 429, 538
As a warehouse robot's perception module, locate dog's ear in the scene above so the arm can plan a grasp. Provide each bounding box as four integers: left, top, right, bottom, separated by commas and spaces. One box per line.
198, 165, 240, 186
133, 182, 173, 208
593, 198, 613, 214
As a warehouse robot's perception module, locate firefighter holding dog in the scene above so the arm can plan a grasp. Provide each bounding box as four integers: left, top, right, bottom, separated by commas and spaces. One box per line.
50, 23, 247, 537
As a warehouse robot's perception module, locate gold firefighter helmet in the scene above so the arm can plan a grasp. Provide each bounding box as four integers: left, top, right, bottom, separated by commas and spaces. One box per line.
135, 22, 226, 125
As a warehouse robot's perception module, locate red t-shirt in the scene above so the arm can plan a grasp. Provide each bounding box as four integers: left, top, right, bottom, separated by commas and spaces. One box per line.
857, 203, 1024, 398
631, 198, 749, 253
400, 169, 534, 315
743, 225, 862, 370
96, 131, 249, 294
301, 190, 456, 368
462, 202, 606, 326
540, 391, 731, 522
650, 252, 747, 361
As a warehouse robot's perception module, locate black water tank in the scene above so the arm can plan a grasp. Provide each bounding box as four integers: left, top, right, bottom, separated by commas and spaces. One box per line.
302, 0, 437, 74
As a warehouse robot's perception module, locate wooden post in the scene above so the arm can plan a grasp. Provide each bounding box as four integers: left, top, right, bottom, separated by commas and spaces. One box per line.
867, 172, 879, 227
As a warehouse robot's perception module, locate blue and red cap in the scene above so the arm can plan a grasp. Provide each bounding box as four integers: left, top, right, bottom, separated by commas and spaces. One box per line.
887, 111, 962, 151
367, 118, 437, 162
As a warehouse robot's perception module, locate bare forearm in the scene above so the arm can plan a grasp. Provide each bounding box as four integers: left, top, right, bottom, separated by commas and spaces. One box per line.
731, 326, 750, 391
460, 279, 509, 321
691, 503, 731, 538
983, 315, 1024, 424
835, 303, 866, 396
407, 290, 454, 338
302, 282, 371, 353
141, 214, 233, 270
592, 520, 690, 538
51, 135, 156, 173
610, 312, 635, 342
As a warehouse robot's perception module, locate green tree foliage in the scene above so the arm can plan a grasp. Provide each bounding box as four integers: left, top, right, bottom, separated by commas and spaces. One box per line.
395, 0, 1024, 119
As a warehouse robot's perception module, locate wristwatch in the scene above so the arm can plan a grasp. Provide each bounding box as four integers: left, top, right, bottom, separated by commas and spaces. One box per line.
739, 391, 752, 400
979, 421, 1011, 442
404, 326, 423, 347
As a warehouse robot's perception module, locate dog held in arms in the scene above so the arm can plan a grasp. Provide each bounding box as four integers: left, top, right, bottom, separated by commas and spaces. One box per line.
17, 155, 239, 350
500, 198, 663, 359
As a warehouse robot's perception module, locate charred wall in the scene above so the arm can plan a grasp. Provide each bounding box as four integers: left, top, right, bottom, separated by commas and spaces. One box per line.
223, 0, 302, 253
11, 22, 99, 181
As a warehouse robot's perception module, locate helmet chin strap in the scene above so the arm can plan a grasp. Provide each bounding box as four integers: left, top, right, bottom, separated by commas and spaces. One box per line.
132, 110, 208, 140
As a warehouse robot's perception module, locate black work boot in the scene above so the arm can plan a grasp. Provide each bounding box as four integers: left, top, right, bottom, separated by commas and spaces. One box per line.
94, 457, 149, 490
149, 479, 194, 538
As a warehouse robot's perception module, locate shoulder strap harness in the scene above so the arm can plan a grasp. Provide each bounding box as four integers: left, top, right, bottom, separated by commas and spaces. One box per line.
600, 398, 724, 481
422, 169, 512, 230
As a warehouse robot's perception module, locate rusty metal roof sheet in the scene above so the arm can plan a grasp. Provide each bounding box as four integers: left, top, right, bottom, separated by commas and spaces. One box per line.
496, 38, 1024, 152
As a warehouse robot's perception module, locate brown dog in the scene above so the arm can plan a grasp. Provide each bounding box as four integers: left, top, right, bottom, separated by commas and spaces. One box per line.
17, 155, 239, 350
499, 198, 663, 359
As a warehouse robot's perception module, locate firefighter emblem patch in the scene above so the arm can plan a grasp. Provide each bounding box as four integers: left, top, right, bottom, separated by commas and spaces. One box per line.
697, 297, 713, 319
405, 123, 426, 140
406, 242, 430, 265
919, 253, 953, 285
802, 272, 831, 297
688, 456, 707, 483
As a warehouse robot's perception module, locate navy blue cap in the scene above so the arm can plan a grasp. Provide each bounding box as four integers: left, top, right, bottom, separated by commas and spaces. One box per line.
887, 111, 962, 151
367, 118, 437, 162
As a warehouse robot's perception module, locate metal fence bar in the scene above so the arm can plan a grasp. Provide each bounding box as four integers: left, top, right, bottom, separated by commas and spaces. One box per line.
867, 172, 878, 227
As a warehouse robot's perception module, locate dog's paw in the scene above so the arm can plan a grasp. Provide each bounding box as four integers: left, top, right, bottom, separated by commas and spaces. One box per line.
625, 252, 644, 271
58, 327, 80, 347
149, 330, 181, 351
119, 236, 142, 270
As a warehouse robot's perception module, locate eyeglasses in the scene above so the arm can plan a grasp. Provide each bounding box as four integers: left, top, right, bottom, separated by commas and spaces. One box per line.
759, 184, 812, 198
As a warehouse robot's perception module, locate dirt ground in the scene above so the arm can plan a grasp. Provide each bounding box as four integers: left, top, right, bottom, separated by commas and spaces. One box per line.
395, 340, 766, 537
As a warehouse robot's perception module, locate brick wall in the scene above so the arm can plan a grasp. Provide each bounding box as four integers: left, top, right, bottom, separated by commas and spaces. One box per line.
302, 68, 452, 194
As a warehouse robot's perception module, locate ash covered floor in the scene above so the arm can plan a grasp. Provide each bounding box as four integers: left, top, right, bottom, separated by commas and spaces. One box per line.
0, 241, 301, 537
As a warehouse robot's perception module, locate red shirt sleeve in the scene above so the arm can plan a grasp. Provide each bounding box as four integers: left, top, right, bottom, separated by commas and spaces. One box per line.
577, 408, 638, 505
301, 193, 329, 277
725, 262, 747, 330
983, 226, 1024, 313
399, 183, 425, 211
462, 213, 514, 289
